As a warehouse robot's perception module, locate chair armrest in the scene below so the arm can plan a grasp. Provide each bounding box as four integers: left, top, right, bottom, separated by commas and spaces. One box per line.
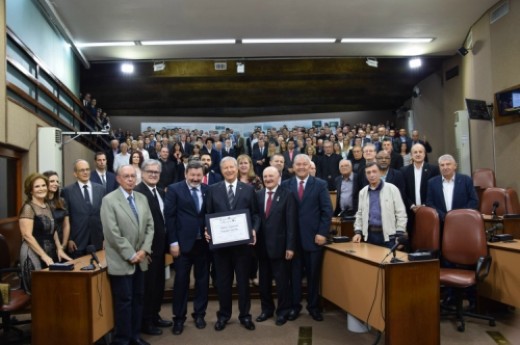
475, 255, 492, 282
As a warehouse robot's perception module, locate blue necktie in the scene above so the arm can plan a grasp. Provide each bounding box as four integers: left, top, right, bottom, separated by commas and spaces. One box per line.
191, 187, 200, 212
127, 195, 139, 222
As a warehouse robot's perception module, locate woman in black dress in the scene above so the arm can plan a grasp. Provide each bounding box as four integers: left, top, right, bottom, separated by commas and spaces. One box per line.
42, 171, 70, 251
18, 173, 71, 293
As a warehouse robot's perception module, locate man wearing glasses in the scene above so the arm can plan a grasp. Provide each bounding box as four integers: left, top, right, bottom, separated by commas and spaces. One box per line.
134, 160, 172, 335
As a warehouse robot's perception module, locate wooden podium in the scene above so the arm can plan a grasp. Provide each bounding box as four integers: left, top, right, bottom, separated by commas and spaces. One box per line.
322, 242, 440, 345
32, 251, 113, 345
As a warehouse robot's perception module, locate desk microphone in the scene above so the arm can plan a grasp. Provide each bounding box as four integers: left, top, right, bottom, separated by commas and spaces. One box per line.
381, 236, 408, 264
87, 245, 101, 268
486, 223, 504, 236
491, 201, 499, 219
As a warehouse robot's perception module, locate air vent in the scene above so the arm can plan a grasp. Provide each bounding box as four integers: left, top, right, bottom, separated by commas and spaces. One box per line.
54, 128, 62, 144
490, 1, 509, 24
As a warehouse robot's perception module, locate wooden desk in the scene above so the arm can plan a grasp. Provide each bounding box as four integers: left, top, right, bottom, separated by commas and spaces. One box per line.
331, 217, 355, 238
480, 241, 520, 308
322, 242, 440, 345
32, 251, 113, 345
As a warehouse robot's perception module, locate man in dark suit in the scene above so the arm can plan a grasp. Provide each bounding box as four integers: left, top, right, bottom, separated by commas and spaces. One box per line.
401, 143, 440, 236
375, 150, 406, 202
179, 134, 193, 155
251, 139, 268, 177
281, 154, 333, 322
157, 147, 177, 192
411, 130, 433, 162
393, 128, 413, 153
201, 138, 220, 173
134, 160, 172, 336
101, 165, 154, 345
205, 157, 260, 331
334, 159, 358, 217
105, 139, 120, 173
90, 152, 119, 192
270, 154, 292, 181
426, 154, 479, 222
255, 167, 296, 326
316, 141, 342, 191
62, 159, 106, 258
382, 139, 404, 170
165, 161, 210, 335
222, 139, 236, 158
283, 139, 297, 175
201, 153, 222, 185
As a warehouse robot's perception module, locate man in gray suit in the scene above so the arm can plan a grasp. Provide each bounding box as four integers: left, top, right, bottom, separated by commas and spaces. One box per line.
101, 164, 155, 345
62, 159, 106, 258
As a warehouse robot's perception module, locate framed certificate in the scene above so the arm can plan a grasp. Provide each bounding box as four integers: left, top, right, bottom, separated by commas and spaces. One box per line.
205, 209, 253, 249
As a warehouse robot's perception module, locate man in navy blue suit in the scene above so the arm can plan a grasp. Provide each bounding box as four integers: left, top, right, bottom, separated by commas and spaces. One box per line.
282, 154, 333, 322
165, 161, 209, 335
90, 152, 119, 192
200, 153, 222, 185
426, 154, 479, 222
205, 157, 260, 332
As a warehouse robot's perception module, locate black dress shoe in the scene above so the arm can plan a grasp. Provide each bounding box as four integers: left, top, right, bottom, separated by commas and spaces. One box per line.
194, 317, 207, 329
309, 311, 324, 322
240, 318, 256, 330
275, 315, 287, 326
172, 321, 184, 335
130, 338, 150, 345
255, 312, 273, 322
287, 309, 300, 321
154, 318, 173, 328
214, 319, 227, 331
141, 323, 163, 335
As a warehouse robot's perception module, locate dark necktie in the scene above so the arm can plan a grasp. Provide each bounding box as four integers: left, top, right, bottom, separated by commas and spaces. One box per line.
83, 185, 91, 204
101, 174, 106, 187
127, 195, 139, 222
265, 191, 273, 217
228, 184, 235, 209
298, 180, 304, 200
191, 187, 200, 212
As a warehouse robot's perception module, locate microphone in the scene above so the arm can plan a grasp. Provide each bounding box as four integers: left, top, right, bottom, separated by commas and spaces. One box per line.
87, 245, 101, 268
486, 223, 504, 235
381, 234, 408, 263
491, 201, 499, 219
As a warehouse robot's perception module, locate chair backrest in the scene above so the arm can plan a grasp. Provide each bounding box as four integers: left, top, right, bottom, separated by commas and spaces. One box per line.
442, 209, 488, 266
480, 187, 509, 215
506, 188, 520, 214
412, 206, 440, 252
472, 168, 496, 188
0, 234, 10, 270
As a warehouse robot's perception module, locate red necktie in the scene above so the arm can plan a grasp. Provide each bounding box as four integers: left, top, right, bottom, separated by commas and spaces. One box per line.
265, 191, 273, 217
298, 180, 304, 200
203, 175, 208, 185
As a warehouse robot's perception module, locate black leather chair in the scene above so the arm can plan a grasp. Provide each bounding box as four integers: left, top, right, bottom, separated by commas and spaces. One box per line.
0, 234, 31, 343
439, 209, 496, 332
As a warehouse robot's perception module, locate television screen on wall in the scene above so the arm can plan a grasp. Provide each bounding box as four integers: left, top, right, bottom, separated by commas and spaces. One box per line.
465, 99, 492, 121
494, 84, 520, 126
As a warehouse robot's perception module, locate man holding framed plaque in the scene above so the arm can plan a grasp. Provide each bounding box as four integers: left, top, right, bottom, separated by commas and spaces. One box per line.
205, 157, 260, 332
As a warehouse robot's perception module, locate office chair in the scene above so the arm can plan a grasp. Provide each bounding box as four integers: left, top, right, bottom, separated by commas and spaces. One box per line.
439, 209, 496, 332
0, 234, 31, 343
472, 168, 496, 189
412, 206, 440, 257
505, 188, 520, 214
480, 187, 509, 215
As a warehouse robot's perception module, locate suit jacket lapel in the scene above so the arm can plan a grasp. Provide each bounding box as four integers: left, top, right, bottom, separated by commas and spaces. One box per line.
267, 189, 282, 219
183, 183, 199, 213
233, 183, 244, 210
118, 192, 139, 227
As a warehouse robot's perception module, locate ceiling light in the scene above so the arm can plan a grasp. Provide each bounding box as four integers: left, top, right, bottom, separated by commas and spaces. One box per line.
242, 38, 336, 44
409, 58, 422, 68
141, 39, 236, 46
121, 63, 134, 74
153, 61, 165, 72
341, 38, 434, 43
366, 57, 378, 68
236, 62, 245, 74
76, 42, 135, 48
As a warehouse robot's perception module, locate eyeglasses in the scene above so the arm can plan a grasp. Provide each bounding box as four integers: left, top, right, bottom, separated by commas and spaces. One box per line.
145, 170, 160, 175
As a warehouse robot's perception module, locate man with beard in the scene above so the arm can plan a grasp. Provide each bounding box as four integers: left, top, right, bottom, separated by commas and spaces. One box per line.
200, 153, 222, 185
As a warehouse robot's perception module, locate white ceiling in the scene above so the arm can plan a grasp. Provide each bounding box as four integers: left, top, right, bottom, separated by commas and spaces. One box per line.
46, 0, 498, 61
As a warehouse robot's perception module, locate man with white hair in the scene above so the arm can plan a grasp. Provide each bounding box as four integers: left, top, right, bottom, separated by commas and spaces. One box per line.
425, 154, 478, 222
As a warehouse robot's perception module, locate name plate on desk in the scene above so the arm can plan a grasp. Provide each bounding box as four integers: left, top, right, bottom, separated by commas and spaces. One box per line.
206, 209, 253, 249
49, 262, 75, 271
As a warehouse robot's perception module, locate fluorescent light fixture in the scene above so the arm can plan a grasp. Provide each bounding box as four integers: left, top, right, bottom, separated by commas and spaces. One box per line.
242, 38, 336, 44
409, 58, 422, 68
121, 63, 134, 74
141, 39, 236, 46
236, 62, 245, 74
341, 38, 434, 43
153, 61, 166, 72
76, 42, 135, 47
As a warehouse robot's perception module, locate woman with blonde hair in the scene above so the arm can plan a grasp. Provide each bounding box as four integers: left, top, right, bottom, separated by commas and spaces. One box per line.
237, 154, 264, 191
19, 173, 71, 293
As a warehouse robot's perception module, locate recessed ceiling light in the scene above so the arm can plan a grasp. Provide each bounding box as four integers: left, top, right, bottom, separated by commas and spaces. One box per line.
409, 58, 422, 68
141, 39, 236, 46
340, 38, 434, 43
121, 63, 134, 74
76, 42, 135, 47
242, 38, 336, 44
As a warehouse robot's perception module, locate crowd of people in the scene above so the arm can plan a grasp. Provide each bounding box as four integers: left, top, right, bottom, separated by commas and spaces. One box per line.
19, 119, 480, 345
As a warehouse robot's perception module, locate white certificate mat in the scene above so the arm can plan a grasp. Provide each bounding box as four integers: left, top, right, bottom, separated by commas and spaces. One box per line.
206, 209, 253, 249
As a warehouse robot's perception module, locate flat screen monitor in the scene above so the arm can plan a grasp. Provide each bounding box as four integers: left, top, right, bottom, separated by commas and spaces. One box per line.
465, 98, 492, 121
